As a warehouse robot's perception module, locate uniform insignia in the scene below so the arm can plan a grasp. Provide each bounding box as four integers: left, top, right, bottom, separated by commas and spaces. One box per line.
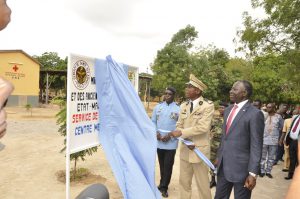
199, 101, 203, 105
204, 98, 213, 104
158, 107, 163, 113
170, 112, 179, 120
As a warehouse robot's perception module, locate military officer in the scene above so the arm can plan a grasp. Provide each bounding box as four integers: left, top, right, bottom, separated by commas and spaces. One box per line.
210, 102, 228, 188
169, 74, 215, 199
151, 87, 180, 198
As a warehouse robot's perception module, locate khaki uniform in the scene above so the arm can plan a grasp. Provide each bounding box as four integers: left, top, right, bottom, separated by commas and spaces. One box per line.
176, 96, 214, 199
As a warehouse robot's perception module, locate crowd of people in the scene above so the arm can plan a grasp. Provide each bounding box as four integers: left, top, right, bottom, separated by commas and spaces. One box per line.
2, 1, 299, 198
152, 74, 300, 199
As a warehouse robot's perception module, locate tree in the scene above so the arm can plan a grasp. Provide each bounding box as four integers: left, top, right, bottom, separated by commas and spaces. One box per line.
192, 46, 231, 101
33, 52, 67, 101
236, 0, 300, 102
225, 58, 253, 81
236, 0, 300, 55
151, 25, 198, 97
251, 54, 300, 103
33, 52, 67, 70
152, 26, 232, 102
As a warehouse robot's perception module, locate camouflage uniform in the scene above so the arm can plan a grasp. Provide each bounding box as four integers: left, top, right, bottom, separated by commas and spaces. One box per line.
210, 116, 223, 163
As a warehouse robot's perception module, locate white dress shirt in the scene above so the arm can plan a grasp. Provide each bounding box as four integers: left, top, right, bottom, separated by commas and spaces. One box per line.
226, 99, 248, 124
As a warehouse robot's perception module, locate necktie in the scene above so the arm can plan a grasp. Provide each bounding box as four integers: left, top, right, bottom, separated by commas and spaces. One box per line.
190, 102, 193, 113
292, 116, 300, 133
226, 105, 238, 134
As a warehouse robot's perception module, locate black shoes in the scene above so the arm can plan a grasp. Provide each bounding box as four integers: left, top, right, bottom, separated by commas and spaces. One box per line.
259, 173, 265, 177
210, 180, 217, 188
161, 190, 168, 198
266, 173, 273, 178
158, 186, 168, 198
210, 177, 217, 188
285, 175, 293, 180
157, 186, 162, 191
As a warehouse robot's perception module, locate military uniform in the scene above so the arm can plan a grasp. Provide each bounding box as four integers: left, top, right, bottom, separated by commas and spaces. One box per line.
210, 116, 223, 163
151, 101, 180, 194
177, 96, 214, 199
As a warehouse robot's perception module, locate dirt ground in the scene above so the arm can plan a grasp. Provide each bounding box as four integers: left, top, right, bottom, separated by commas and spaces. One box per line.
0, 104, 292, 199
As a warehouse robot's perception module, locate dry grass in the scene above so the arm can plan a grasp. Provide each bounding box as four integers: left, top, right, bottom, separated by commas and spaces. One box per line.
56, 168, 107, 185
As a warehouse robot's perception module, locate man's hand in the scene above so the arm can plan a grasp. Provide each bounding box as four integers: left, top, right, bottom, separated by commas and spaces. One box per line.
169, 130, 182, 138
187, 144, 195, 150
161, 134, 171, 142
244, 175, 256, 191
0, 109, 7, 139
156, 132, 162, 141
279, 139, 283, 146
214, 159, 218, 166
0, 78, 14, 108
279, 133, 285, 146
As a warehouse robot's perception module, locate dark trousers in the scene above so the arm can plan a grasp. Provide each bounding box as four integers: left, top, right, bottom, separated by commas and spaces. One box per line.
288, 140, 298, 177
215, 162, 251, 199
276, 132, 284, 162
157, 148, 176, 191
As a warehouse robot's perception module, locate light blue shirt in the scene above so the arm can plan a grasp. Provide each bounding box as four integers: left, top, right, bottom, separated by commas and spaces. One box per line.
151, 101, 180, 150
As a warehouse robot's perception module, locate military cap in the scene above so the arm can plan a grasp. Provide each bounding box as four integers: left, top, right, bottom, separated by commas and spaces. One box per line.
186, 74, 207, 91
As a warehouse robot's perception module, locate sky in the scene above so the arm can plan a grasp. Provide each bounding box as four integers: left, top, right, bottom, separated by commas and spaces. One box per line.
0, 0, 264, 73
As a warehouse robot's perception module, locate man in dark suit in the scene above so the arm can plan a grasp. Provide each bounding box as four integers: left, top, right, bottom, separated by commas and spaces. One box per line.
215, 80, 264, 199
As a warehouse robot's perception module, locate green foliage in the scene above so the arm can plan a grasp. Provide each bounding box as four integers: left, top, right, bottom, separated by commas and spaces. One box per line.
234, 0, 300, 104
236, 0, 300, 55
70, 167, 91, 181
170, 24, 198, 49
251, 53, 300, 103
152, 26, 232, 102
151, 25, 198, 97
25, 103, 32, 110
225, 58, 253, 81
25, 104, 33, 116
56, 106, 98, 173
33, 52, 67, 96
51, 96, 66, 108
33, 52, 67, 70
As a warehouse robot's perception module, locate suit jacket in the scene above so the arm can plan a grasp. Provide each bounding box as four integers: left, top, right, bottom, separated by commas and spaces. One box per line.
285, 115, 300, 146
216, 101, 264, 182
176, 96, 215, 163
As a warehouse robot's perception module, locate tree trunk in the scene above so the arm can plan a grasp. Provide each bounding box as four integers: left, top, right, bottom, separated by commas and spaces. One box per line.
74, 158, 77, 180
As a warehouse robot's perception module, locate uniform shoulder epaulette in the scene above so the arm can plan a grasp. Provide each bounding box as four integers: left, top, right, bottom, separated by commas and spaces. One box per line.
178, 101, 189, 106
204, 98, 213, 104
